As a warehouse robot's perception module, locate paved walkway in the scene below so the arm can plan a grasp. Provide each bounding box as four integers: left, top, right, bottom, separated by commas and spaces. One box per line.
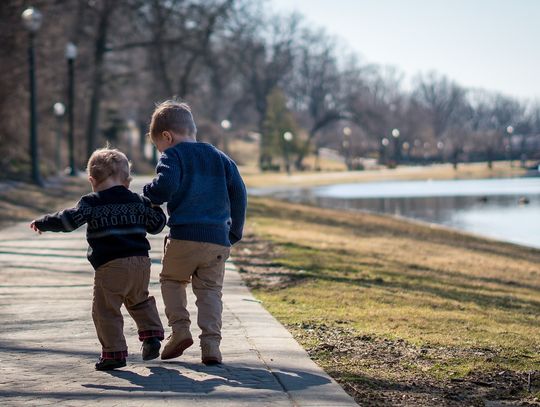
0, 182, 356, 406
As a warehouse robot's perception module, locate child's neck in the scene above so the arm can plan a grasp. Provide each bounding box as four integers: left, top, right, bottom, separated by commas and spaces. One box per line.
93, 178, 128, 192
172, 135, 197, 146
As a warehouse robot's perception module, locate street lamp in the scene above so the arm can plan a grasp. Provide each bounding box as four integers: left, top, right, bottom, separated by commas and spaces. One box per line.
65, 42, 77, 175
220, 119, 231, 130
53, 102, 65, 171
506, 125, 514, 167
283, 131, 293, 174
283, 131, 293, 142
391, 128, 400, 165
22, 6, 43, 185
437, 141, 444, 163
402, 141, 410, 161
220, 119, 231, 154
380, 137, 389, 166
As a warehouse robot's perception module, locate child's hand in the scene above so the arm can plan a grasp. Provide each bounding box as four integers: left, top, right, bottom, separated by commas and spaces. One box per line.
30, 221, 42, 234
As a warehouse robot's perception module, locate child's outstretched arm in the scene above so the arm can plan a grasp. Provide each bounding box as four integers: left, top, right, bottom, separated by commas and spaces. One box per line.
140, 196, 167, 235
226, 159, 247, 245
30, 198, 89, 234
143, 151, 180, 205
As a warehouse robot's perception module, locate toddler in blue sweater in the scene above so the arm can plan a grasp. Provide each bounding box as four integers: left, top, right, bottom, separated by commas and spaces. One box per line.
144, 100, 247, 364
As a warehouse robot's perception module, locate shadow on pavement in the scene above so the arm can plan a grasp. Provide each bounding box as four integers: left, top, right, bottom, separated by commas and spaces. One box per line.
81, 363, 330, 394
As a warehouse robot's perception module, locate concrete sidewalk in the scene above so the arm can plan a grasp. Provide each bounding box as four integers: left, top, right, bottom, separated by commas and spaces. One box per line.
0, 220, 356, 405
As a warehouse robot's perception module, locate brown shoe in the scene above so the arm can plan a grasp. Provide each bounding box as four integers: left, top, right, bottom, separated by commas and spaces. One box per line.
161, 332, 194, 360
201, 342, 222, 365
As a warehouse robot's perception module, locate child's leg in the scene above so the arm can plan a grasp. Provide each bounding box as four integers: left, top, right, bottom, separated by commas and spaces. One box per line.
191, 243, 230, 362
159, 239, 202, 360
160, 239, 200, 336
123, 257, 164, 341
93, 261, 129, 359
161, 279, 190, 333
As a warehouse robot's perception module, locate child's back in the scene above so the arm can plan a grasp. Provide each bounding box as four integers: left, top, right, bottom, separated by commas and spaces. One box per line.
144, 141, 245, 247
39, 185, 165, 269
143, 100, 247, 364
32, 148, 166, 371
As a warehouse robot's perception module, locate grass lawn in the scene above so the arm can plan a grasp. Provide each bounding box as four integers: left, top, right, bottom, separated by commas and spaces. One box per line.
234, 196, 540, 406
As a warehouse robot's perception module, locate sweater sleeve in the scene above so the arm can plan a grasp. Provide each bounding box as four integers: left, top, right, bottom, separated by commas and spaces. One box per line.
141, 196, 167, 235
226, 159, 247, 245
34, 198, 89, 232
143, 150, 181, 205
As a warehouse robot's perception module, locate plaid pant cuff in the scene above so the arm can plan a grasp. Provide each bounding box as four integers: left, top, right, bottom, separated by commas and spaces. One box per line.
101, 350, 128, 360
139, 329, 165, 341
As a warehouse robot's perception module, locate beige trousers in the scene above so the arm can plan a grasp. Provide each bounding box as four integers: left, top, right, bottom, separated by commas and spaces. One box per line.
160, 238, 230, 345
92, 256, 163, 353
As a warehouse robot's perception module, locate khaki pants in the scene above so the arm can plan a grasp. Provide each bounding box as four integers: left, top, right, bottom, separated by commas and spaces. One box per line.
160, 239, 230, 345
92, 256, 163, 353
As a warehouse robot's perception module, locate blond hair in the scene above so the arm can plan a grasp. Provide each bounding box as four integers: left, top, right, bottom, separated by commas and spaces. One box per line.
149, 100, 197, 140
86, 148, 132, 184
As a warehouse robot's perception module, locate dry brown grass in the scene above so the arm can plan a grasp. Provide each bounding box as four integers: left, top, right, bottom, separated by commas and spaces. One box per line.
234, 196, 540, 405
0, 177, 90, 230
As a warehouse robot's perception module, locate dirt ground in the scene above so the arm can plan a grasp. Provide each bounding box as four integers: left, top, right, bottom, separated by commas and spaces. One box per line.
233, 232, 540, 407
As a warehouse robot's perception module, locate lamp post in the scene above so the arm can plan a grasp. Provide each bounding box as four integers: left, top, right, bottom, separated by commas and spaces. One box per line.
380, 137, 389, 166
437, 141, 444, 163
220, 119, 231, 155
21, 7, 43, 185
53, 102, 65, 171
65, 42, 77, 175
391, 128, 400, 165
506, 125, 514, 167
342, 126, 352, 170
402, 141, 410, 162
283, 131, 293, 175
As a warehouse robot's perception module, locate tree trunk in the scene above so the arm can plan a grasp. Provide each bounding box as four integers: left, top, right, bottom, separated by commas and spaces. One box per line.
85, 1, 114, 160
452, 148, 460, 170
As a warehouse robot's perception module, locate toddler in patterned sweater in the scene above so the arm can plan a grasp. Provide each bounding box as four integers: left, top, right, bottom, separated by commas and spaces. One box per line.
31, 148, 166, 371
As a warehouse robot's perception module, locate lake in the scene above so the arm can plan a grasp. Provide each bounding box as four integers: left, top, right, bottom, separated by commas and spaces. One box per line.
253, 177, 540, 249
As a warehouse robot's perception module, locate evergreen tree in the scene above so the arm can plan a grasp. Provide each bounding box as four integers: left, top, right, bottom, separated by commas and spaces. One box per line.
260, 88, 300, 171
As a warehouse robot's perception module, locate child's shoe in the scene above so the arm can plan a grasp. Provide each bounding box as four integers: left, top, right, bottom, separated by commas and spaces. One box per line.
95, 357, 126, 371
161, 331, 193, 360
201, 342, 222, 365
142, 337, 161, 361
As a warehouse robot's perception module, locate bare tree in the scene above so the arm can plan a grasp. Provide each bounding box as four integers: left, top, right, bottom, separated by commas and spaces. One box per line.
289, 29, 351, 169
413, 72, 468, 168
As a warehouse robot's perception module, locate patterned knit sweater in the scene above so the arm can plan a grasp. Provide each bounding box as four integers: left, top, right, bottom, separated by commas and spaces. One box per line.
34, 185, 166, 269
143, 142, 247, 246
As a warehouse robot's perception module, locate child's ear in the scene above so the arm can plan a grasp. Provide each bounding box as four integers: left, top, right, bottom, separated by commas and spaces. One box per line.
162, 131, 173, 144
88, 176, 97, 188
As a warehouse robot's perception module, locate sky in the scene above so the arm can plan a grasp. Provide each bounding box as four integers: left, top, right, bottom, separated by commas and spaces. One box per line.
271, 0, 540, 101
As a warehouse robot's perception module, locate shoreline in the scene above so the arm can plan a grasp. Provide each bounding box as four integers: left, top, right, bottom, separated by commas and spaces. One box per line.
248, 175, 540, 252
241, 161, 529, 189
254, 194, 540, 252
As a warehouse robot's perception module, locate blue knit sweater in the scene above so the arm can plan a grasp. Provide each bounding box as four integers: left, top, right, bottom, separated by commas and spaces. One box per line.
143, 142, 247, 247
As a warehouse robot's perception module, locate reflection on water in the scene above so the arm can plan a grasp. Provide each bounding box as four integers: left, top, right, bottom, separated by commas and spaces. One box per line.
263, 178, 540, 249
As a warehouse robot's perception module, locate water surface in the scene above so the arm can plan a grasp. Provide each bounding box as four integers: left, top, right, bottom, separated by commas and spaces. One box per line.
258, 178, 540, 249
